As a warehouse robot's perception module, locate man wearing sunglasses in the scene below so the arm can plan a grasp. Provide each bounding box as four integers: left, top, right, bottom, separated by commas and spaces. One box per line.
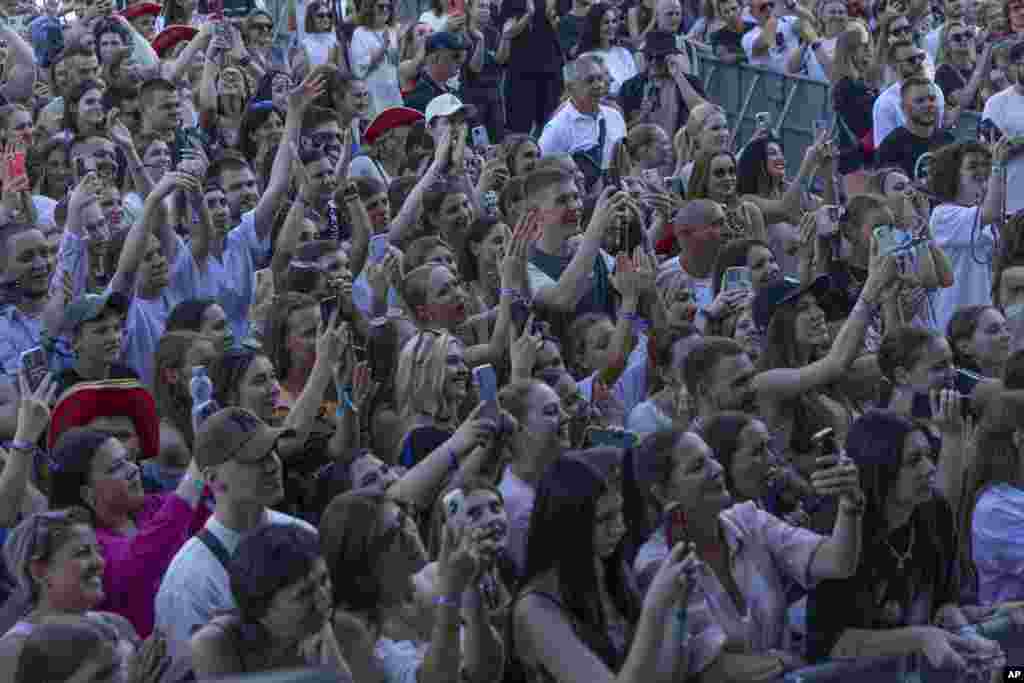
981, 39, 1024, 215
619, 30, 707, 130
873, 43, 946, 148
877, 76, 955, 179
741, 0, 800, 73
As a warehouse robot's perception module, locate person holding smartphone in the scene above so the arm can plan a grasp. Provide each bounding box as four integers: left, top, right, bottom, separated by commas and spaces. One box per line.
622, 429, 863, 679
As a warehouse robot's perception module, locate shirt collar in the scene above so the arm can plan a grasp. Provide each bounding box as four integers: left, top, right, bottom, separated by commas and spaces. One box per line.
568, 99, 603, 122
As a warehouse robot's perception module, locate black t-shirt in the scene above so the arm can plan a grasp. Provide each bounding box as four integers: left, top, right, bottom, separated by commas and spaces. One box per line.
619, 72, 708, 129
806, 497, 959, 662
934, 63, 971, 104
876, 126, 956, 179
833, 76, 878, 174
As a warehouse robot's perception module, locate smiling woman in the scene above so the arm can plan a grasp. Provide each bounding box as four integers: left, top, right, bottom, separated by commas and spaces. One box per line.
46, 427, 207, 637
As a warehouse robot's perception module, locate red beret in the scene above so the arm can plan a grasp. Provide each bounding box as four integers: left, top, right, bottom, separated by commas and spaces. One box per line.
120, 2, 162, 19
364, 107, 424, 145
151, 24, 198, 57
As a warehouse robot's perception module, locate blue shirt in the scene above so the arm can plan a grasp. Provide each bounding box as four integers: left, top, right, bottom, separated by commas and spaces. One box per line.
973, 483, 1024, 605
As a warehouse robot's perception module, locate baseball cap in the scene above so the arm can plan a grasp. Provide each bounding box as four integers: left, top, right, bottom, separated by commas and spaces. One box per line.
194, 407, 296, 469
425, 93, 476, 126
425, 31, 465, 54
64, 292, 129, 333
752, 274, 843, 331
364, 106, 424, 144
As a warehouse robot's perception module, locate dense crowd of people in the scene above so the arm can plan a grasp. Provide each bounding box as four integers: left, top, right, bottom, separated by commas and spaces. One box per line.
0, 0, 1020, 679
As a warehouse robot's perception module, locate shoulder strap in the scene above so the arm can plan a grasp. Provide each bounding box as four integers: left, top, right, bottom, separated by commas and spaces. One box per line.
198, 529, 232, 570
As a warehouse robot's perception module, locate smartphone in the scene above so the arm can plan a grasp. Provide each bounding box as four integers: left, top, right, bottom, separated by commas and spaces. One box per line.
665, 503, 688, 549
481, 190, 499, 219
811, 427, 837, 457
20, 347, 48, 393
873, 225, 910, 257
511, 298, 533, 331
369, 317, 397, 385
370, 235, 389, 263
470, 125, 490, 150
755, 112, 773, 131
320, 296, 337, 324
442, 489, 465, 529
7, 151, 26, 183
473, 364, 499, 422
586, 427, 639, 450
978, 118, 1002, 146
721, 266, 753, 292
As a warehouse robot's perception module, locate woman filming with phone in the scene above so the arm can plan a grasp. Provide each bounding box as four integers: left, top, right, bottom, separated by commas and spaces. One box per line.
623, 428, 863, 680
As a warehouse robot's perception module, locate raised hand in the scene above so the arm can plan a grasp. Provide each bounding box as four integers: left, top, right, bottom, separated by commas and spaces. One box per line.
451, 402, 498, 455
16, 372, 58, 443
127, 630, 171, 683
288, 71, 328, 113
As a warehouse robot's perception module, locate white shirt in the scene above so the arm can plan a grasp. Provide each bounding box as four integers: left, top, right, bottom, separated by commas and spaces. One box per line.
930, 203, 995, 331
538, 100, 627, 171
873, 79, 946, 149
197, 210, 271, 344
923, 23, 943, 62
982, 85, 1024, 216
741, 16, 799, 73
154, 509, 316, 676
658, 257, 714, 311
349, 27, 403, 118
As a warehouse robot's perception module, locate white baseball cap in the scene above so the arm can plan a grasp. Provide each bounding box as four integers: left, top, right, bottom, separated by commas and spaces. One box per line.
425, 93, 475, 127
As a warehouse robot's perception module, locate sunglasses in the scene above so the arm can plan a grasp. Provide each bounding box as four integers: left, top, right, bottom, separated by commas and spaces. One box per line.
250, 22, 273, 33
712, 165, 737, 178
949, 31, 971, 43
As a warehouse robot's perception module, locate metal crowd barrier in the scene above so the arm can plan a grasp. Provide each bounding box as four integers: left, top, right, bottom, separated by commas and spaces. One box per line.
774, 613, 1023, 682
690, 54, 984, 173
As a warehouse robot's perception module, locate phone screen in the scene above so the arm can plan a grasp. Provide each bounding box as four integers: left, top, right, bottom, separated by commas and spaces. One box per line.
20, 347, 48, 393
473, 364, 498, 421
8, 152, 26, 181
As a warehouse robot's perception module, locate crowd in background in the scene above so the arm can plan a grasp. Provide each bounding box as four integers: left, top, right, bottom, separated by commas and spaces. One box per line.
0, 0, 1020, 680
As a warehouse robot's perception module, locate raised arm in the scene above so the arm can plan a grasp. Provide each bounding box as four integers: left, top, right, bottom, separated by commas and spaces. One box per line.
0, 373, 56, 528
254, 71, 328, 241
0, 20, 36, 103
166, 24, 214, 83
534, 189, 633, 312
754, 239, 896, 401
746, 132, 828, 224
388, 126, 452, 244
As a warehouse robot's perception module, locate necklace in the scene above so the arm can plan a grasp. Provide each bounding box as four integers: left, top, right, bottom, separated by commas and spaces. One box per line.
883, 523, 915, 572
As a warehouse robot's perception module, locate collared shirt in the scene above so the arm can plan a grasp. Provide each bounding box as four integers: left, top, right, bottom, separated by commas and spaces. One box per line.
538, 100, 627, 171
154, 509, 316, 675
197, 210, 271, 344
633, 501, 826, 676
403, 71, 451, 114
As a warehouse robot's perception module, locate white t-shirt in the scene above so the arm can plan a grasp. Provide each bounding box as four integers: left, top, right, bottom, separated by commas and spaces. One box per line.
930, 203, 995, 331
982, 86, 1024, 216
741, 16, 799, 73
923, 23, 943, 62
349, 27, 403, 118
154, 509, 316, 676
802, 36, 837, 83
873, 79, 946, 148
538, 101, 628, 171
418, 10, 449, 31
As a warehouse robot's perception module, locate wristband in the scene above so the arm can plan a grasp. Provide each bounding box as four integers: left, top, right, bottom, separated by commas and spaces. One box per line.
192, 477, 206, 494
9, 439, 34, 452
434, 593, 463, 608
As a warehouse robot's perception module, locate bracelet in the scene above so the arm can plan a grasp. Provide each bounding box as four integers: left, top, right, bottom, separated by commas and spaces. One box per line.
9, 439, 34, 452
434, 593, 463, 609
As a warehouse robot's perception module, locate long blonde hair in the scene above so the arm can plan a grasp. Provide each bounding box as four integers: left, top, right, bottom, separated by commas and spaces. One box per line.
680, 103, 726, 168
394, 330, 464, 422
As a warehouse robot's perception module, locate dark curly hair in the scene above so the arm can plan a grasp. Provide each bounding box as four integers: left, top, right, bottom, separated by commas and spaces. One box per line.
926, 141, 990, 204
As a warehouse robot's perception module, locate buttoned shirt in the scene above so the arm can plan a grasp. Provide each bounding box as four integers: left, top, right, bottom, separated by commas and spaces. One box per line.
538, 100, 627, 170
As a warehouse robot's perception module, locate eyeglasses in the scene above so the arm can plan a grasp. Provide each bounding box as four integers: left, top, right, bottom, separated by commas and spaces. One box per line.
250, 22, 273, 33
712, 165, 737, 178
315, 11, 333, 18
307, 131, 344, 149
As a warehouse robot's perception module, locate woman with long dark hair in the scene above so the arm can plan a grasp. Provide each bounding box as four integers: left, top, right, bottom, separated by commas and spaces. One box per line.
947, 305, 1011, 380
512, 455, 698, 683
807, 410, 1001, 669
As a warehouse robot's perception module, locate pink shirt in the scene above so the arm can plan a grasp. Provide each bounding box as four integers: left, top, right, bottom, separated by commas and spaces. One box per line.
95, 493, 210, 637
635, 501, 826, 675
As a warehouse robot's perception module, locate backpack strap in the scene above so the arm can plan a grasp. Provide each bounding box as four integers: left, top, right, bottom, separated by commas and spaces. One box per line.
197, 528, 232, 571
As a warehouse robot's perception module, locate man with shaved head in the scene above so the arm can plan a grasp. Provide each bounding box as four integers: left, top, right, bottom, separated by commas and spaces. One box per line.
659, 200, 732, 325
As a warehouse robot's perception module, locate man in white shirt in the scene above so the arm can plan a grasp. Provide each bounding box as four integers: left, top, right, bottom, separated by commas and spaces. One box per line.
873, 42, 947, 148
538, 54, 627, 190
659, 199, 733, 327
155, 407, 314, 679
981, 41, 1024, 215
741, 0, 800, 73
